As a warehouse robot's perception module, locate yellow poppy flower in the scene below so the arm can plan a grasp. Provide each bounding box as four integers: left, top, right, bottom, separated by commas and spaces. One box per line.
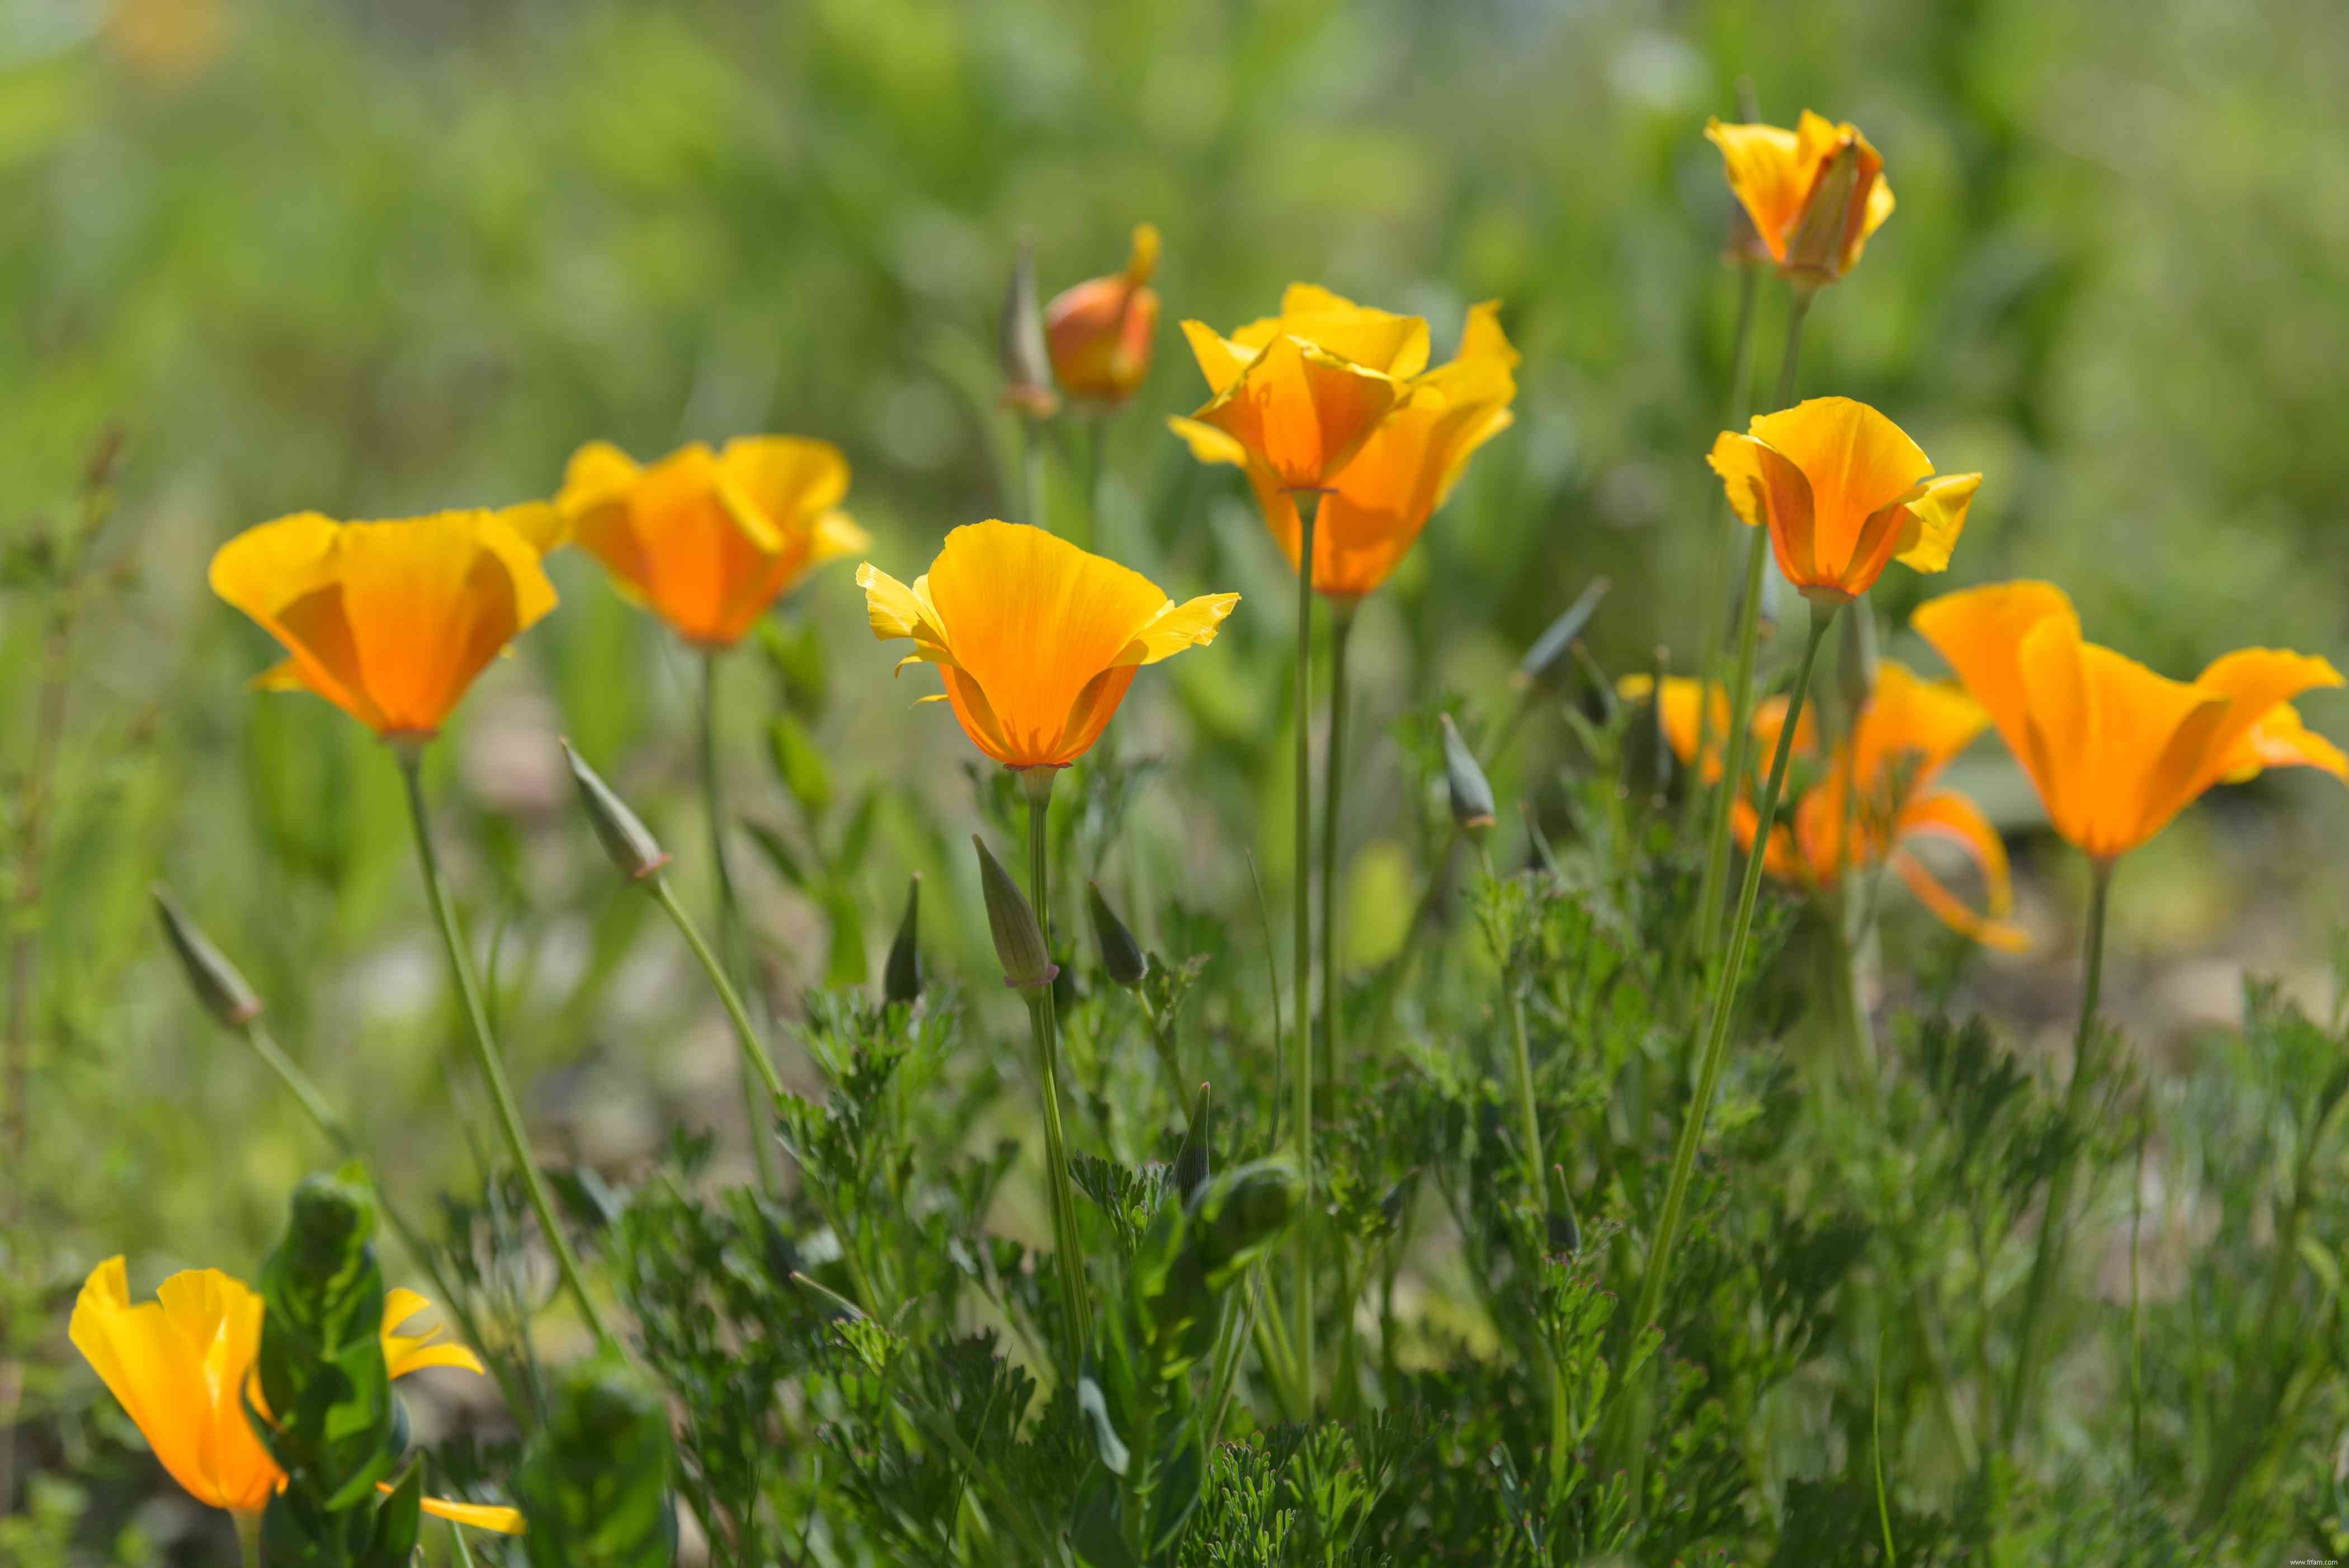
1708, 397, 1980, 606
1705, 110, 1895, 285
210, 507, 562, 742
1045, 223, 1162, 407
1912, 580, 2347, 862
1624, 664, 2023, 949
69, 1258, 522, 1532
1168, 284, 1426, 492
1187, 303, 1519, 602
555, 437, 869, 649
857, 520, 1237, 770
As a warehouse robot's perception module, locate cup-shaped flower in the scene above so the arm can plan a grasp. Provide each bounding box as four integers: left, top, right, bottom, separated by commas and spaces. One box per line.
69, 1258, 521, 1531
1183, 303, 1519, 601
858, 521, 1236, 770
1046, 223, 1162, 407
210, 507, 562, 743
1705, 110, 1894, 286
1709, 397, 1980, 606
1625, 664, 2022, 948
1913, 580, 2347, 863
1168, 284, 1427, 492
555, 437, 868, 649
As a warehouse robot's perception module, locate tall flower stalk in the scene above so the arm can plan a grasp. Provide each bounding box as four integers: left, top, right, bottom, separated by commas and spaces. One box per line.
700, 651, 783, 1198
1289, 497, 1320, 1401
1319, 599, 1355, 1121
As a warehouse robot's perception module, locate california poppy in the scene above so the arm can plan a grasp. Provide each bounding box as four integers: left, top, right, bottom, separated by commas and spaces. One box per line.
1705, 111, 1894, 286
857, 520, 1237, 769
1046, 224, 1162, 407
556, 437, 867, 648
1912, 580, 2346, 862
69, 1258, 522, 1532
210, 507, 562, 742
1168, 285, 1426, 492
1620, 676, 1814, 786
1709, 397, 1979, 606
1178, 303, 1520, 601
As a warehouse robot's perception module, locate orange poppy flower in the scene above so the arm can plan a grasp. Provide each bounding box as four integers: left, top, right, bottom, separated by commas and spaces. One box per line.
1709, 397, 1979, 606
1705, 111, 1894, 285
1624, 664, 2023, 948
857, 520, 1237, 770
1046, 223, 1162, 407
1912, 580, 2347, 862
1179, 303, 1520, 601
210, 507, 562, 742
555, 437, 867, 648
1168, 284, 1425, 492
69, 1258, 522, 1531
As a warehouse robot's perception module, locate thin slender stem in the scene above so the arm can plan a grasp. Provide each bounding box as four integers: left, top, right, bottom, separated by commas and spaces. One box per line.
1023, 419, 1049, 535
1082, 415, 1106, 555
650, 877, 782, 1103
1696, 289, 1813, 967
1632, 600, 1835, 1344
1289, 493, 1319, 1406
700, 651, 782, 1199
1025, 778, 1092, 1361
1998, 856, 2114, 1456
1319, 604, 1354, 1123
233, 1508, 263, 1568
1682, 261, 1765, 845
396, 749, 612, 1345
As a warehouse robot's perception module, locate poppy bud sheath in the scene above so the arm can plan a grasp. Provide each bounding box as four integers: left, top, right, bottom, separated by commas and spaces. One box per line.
1705, 109, 1895, 285
857, 519, 1236, 770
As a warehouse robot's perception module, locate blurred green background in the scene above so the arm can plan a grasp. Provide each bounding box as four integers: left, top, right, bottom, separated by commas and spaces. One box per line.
6, 0, 2347, 1279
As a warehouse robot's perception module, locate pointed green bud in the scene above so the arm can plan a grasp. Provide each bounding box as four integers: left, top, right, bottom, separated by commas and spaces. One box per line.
1440, 714, 1497, 832
788, 1269, 866, 1321
561, 739, 670, 881
1174, 1082, 1212, 1202
883, 874, 922, 1005
999, 239, 1059, 419
974, 834, 1057, 989
1512, 577, 1610, 689
153, 884, 263, 1027
1087, 881, 1147, 988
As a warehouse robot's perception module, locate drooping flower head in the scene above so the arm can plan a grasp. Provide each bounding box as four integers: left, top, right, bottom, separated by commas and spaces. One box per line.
69, 1258, 521, 1531
1913, 581, 2347, 863
1046, 224, 1163, 407
1178, 301, 1520, 602
1622, 662, 2024, 949
1169, 284, 1426, 492
1705, 111, 1894, 286
857, 520, 1236, 770
556, 437, 867, 649
1709, 397, 1980, 606
210, 507, 563, 742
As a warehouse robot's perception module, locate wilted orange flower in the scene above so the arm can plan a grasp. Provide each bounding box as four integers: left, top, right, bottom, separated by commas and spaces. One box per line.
1706, 111, 1894, 285
69, 1258, 522, 1531
1169, 285, 1426, 492
1624, 664, 2022, 948
857, 520, 1236, 769
1913, 580, 2347, 863
556, 437, 867, 649
1046, 224, 1162, 407
1179, 303, 1520, 601
1709, 397, 1979, 606
210, 507, 562, 742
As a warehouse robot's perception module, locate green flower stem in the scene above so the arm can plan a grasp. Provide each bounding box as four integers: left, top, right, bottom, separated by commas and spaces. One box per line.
701, 650, 783, 1201
1022, 417, 1049, 535
1081, 414, 1106, 555
1025, 772, 1093, 1361
233, 1507, 262, 1568
396, 748, 612, 1346
1289, 493, 1320, 1407
1998, 856, 2114, 1457
1631, 598, 1836, 1345
1696, 287, 1813, 966
1681, 259, 1766, 846
1319, 602, 1355, 1121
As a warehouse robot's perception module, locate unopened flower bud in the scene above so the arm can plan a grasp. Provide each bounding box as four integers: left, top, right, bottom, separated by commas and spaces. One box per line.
1440, 714, 1497, 832
883, 875, 922, 1005
1087, 881, 1147, 988
1513, 577, 1610, 689
152, 884, 263, 1026
1782, 141, 1867, 288
974, 835, 1056, 990
999, 240, 1059, 419
561, 739, 670, 881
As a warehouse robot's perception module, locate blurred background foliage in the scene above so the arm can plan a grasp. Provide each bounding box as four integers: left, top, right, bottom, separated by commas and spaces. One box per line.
4, 0, 2347, 1326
